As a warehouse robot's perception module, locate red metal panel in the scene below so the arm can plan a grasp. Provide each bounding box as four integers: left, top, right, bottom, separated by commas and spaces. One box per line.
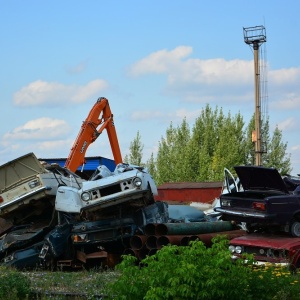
155, 186, 222, 203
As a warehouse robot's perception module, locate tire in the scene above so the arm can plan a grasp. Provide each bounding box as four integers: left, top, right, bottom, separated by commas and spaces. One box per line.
290, 220, 300, 237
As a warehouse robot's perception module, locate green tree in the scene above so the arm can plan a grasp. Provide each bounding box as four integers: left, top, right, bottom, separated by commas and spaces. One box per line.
245, 115, 291, 174
146, 152, 156, 178
105, 237, 300, 300
265, 126, 291, 174
180, 105, 220, 181
124, 131, 144, 166
125, 105, 292, 184
155, 119, 190, 185
211, 112, 246, 179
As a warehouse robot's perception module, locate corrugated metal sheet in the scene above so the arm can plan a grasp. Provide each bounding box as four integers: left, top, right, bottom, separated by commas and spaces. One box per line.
155, 181, 223, 204
39, 156, 116, 172
158, 182, 222, 190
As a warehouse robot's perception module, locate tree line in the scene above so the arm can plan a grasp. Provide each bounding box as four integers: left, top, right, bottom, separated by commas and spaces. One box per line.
124, 104, 291, 185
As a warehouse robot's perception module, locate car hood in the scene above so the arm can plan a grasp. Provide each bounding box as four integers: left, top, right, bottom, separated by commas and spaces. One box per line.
0, 153, 47, 193
234, 166, 288, 193
230, 233, 300, 249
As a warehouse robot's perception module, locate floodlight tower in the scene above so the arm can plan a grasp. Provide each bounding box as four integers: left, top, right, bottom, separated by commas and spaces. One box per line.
243, 25, 266, 166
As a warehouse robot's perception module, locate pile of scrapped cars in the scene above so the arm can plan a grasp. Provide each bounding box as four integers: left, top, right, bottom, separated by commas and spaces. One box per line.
0, 152, 165, 269
0, 152, 227, 270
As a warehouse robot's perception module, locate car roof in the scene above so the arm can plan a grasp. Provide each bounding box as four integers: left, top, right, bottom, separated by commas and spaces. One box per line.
234, 166, 289, 193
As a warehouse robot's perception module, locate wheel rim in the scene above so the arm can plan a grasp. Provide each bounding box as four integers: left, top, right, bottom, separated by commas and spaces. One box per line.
292, 222, 300, 237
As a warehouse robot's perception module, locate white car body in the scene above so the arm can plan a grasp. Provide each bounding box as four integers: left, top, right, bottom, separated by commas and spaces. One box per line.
55, 163, 158, 213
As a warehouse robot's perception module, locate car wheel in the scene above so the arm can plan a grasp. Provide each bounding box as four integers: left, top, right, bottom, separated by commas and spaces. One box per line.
290, 220, 300, 237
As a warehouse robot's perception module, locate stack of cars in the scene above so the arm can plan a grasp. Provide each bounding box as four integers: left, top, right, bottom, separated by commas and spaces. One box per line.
215, 166, 300, 269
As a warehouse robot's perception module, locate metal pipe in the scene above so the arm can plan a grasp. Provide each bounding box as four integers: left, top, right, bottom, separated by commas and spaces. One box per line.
123, 248, 139, 258
189, 230, 247, 247
156, 235, 191, 249
145, 235, 158, 249
180, 236, 190, 246
144, 223, 157, 236
138, 248, 150, 260
156, 221, 234, 236
148, 248, 158, 256
130, 235, 148, 250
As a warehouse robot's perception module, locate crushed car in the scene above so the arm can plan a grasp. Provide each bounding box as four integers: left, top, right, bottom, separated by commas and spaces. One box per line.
229, 232, 300, 270
0, 201, 169, 269
215, 166, 300, 236
0, 152, 85, 228
55, 163, 158, 216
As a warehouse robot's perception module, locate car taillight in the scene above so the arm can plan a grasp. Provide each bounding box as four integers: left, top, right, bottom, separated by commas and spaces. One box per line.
72, 234, 87, 242
221, 199, 232, 207
0, 196, 3, 203
253, 202, 266, 210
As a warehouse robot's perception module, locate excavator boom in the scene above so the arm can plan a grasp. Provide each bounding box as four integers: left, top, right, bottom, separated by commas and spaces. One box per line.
64, 97, 122, 172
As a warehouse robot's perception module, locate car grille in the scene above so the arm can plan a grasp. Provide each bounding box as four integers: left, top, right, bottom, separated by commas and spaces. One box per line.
99, 184, 122, 197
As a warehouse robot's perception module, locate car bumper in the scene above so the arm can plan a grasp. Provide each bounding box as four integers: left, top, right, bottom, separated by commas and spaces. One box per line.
215, 208, 276, 219
231, 255, 290, 267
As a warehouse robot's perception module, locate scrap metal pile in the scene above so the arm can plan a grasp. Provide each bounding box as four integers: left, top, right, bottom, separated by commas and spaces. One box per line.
0, 152, 244, 270
0, 97, 244, 270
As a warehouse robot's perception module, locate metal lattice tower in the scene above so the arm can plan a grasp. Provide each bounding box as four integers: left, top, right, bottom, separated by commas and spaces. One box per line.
243, 25, 267, 166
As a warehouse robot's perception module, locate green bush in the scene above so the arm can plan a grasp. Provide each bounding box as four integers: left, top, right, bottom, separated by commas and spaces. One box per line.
0, 266, 31, 299
105, 236, 300, 300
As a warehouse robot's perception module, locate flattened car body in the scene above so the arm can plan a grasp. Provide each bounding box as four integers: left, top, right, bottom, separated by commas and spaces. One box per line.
55, 163, 158, 214
0, 153, 85, 223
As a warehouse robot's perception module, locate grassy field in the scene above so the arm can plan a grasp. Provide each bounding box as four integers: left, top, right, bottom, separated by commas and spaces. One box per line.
22, 269, 119, 299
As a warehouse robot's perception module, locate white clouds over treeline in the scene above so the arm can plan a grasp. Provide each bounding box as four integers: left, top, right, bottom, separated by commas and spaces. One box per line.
3, 46, 300, 170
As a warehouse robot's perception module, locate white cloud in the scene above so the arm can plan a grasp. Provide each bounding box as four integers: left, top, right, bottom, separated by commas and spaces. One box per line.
33, 139, 73, 158
270, 93, 300, 110
269, 68, 300, 85
129, 46, 253, 86
13, 79, 108, 107
129, 46, 193, 76
2, 117, 71, 142
291, 145, 300, 151
129, 47, 300, 109
277, 117, 297, 131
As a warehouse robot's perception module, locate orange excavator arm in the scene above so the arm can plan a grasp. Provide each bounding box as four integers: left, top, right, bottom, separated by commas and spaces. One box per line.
64, 97, 123, 172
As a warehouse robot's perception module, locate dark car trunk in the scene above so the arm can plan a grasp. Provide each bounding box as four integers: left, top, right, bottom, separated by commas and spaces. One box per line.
220, 190, 287, 209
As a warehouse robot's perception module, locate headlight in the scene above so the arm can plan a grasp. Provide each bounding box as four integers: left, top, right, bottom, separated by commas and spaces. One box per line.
229, 245, 235, 253
81, 192, 91, 201
229, 245, 244, 254
133, 177, 142, 188
28, 179, 40, 189
235, 246, 243, 254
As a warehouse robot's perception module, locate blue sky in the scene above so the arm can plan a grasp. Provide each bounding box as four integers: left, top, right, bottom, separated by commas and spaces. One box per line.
1, 1, 300, 174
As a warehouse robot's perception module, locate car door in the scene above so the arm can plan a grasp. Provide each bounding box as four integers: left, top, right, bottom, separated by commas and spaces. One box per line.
223, 168, 238, 194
